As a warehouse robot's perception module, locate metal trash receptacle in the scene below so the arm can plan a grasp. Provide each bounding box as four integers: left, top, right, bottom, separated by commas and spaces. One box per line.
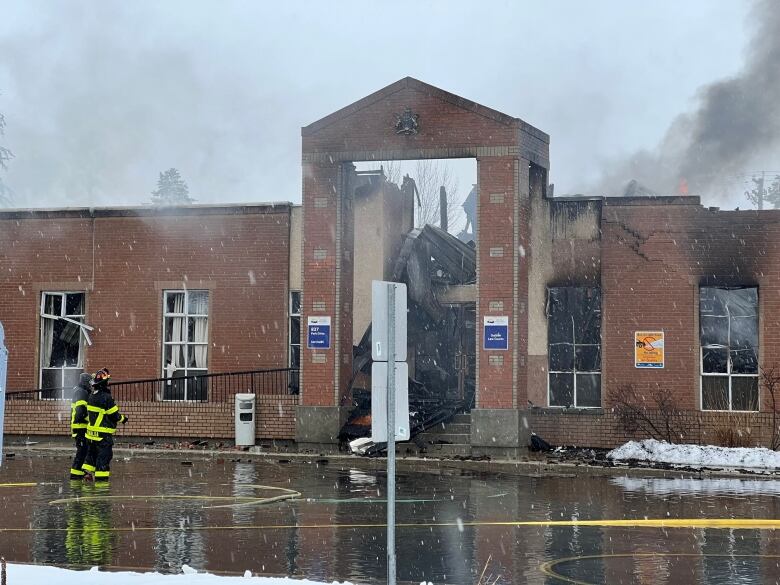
234, 393, 256, 446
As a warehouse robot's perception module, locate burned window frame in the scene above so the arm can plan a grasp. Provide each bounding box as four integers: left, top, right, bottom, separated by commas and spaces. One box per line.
700, 286, 759, 412
546, 286, 602, 408
39, 291, 90, 399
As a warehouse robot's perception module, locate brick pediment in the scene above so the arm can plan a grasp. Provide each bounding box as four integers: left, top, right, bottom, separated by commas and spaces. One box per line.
301, 77, 548, 162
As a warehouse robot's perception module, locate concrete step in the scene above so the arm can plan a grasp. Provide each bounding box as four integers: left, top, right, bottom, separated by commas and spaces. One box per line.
419, 422, 471, 435
416, 432, 471, 445
395, 439, 472, 458
451, 413, 472, 424
421, 442, 472, 457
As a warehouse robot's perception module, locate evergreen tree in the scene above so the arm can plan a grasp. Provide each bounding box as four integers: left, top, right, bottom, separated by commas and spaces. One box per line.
151, 168, 194, 206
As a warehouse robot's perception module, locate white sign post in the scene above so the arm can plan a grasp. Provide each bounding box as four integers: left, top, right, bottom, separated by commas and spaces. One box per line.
0, 322, 7, 468
371, 281, 408, 585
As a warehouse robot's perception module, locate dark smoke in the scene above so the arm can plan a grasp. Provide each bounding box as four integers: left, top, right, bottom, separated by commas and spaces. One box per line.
591, 0, 780, 200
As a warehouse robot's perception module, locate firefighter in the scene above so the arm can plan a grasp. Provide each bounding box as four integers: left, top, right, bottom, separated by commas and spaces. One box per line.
69, 372, 92, 479
85, 368, 128, 481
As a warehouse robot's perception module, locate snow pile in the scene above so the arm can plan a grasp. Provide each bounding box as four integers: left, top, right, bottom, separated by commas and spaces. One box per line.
607, 439, 780, 470
6, 563, 357, 585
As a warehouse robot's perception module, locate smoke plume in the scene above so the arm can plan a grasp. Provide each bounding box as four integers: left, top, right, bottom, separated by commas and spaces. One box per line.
591, 0, 780, 200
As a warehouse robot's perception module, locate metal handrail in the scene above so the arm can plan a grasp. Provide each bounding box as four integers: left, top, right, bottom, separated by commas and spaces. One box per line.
5, 368, 300, 403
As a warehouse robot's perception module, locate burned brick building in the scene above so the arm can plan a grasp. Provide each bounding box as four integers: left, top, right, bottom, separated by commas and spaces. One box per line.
2, 77, 780, 453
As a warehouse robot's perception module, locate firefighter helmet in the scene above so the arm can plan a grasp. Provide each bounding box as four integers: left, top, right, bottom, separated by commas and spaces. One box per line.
91, 368, 111, 386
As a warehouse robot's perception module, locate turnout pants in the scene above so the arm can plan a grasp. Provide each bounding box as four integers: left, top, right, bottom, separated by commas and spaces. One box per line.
86, 435, 114, 481
70, 431, 90, 478
94, 435, 114, 480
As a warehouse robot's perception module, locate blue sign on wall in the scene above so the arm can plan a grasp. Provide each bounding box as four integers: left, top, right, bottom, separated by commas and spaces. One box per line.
483, 316, 509, 351
307, 316, 331, 350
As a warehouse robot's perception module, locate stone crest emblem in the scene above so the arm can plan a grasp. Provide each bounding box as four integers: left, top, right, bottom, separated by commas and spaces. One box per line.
394, 107, 419, 135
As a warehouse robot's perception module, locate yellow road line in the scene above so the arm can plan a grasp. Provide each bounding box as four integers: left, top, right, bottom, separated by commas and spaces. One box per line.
538, 553, 780, 585
4, 518, 780, 533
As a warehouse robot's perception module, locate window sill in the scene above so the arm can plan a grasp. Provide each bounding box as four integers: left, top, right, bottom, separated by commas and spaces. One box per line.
530, 406, 604, 415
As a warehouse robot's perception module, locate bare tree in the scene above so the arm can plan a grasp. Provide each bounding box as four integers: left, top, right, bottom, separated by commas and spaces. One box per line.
379, 160, 464, 231
761, 366, 780, 450
611, 383, 687, 444
412, 159, 462, 229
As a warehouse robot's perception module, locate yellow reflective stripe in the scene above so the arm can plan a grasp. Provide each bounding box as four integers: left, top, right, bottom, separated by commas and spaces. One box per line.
94, 471, 110, 478
91, 427, 116, 434
70, 468, 85, 476
72, 400, 88, 407
105, 405, 119, 415
82, 464, 96, 472
71, 423, 87, 429
86, 405, 103, 413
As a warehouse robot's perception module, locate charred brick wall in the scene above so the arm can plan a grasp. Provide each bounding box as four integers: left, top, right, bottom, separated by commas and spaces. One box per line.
0, 204, 291, 389
530, 196, 780, 449
3, 395, 298, 441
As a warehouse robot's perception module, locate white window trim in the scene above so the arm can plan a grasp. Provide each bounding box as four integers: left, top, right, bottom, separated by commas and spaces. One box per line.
161, 289, 210, 401
39, 291, 89, 397
699, 288, 759, 412
289, 290, 301, 369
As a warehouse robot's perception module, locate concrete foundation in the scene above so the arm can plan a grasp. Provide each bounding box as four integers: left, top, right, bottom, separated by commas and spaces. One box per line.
295, 405, 346, 453
470, 408, 528, 459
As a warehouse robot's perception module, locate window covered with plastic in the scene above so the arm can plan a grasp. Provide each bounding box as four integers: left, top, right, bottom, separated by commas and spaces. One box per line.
547, 287, 601, 408
700, 286, 758, 411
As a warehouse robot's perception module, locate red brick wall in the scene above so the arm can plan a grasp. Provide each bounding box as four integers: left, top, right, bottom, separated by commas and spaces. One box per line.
601, 198, 780, 412
528, 408, 780, 450
301, 78, 549, 412
3, 395, 297, 441
0, 205, 291, 389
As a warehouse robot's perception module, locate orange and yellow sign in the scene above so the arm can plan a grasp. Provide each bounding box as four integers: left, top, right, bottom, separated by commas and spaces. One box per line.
635, 331, 664, 369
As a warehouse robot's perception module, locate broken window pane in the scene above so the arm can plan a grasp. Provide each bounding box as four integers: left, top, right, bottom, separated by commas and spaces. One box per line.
700, 316, 728, 347
549, 373, 574, 407
731, 348, 758, 375
727, 288, 758, 317
575, 345, 601, 372
44, 293, 62, 316
702, 347, 728, 374
549, 343, 574, 372
576, 374, 601, 408
65, 293, 85, 316
700, 286, 758, 411
702, 377, 729, 410
730, 316, 758, 349
732, 377, 759, 411
548, 286, 601, 407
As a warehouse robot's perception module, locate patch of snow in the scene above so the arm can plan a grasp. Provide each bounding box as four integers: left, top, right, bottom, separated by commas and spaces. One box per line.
607, 439, 780, 470
6, 563, 357, 585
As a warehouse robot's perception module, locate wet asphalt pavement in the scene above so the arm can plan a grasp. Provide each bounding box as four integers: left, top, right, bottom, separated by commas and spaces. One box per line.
2, 453, 780, 584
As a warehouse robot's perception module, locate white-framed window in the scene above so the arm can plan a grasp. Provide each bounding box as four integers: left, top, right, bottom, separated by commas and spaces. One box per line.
700, 286, 758, 411
40, 292, 92, 399
289, 291, 301, 369
288, 291, 301, 394
162, 290, 209, 401
547, 287, 601, 408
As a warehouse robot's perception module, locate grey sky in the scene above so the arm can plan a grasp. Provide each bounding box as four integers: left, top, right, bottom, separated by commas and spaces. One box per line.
0, 1, 755, 209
